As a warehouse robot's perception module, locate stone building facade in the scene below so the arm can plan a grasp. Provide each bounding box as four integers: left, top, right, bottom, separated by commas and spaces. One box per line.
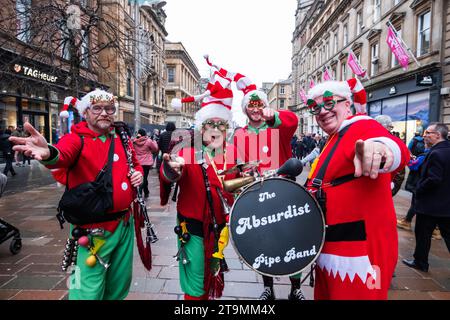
292, 0, 447, 139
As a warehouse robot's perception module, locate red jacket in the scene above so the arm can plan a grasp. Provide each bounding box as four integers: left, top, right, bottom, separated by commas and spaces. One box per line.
45, 121, 143, 232
233, 110, 298, 172
305, 115, 410, 299
159, 144, 240, 224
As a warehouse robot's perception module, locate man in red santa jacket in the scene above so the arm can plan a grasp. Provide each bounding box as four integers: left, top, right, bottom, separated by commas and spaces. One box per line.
203, 55, 303, 300
10, 89, 143, 300
305, 79, 410, 299
159, 59, 242, 300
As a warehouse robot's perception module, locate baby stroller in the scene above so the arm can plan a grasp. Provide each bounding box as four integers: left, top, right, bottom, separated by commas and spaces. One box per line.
0, 173, 22, 255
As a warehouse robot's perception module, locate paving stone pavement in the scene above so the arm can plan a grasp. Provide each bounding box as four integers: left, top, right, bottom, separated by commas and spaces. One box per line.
0, 162, 448, 300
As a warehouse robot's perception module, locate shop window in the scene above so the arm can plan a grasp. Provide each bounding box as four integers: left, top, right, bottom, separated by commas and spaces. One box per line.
368, 101, 382, 117
406, 91, 430, 143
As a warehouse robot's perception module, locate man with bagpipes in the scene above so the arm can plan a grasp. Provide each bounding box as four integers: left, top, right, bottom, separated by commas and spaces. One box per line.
9, 89, 156, 300
159, 60, 243, 300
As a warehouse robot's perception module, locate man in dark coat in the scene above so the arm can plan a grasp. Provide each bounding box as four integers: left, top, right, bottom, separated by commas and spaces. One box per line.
156, 122, 176, 171
403, 123, 450, 272
0, 129, 16, 177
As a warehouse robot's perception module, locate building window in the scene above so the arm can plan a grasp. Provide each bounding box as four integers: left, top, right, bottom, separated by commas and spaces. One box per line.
334, 34, 338, 54
391, 29, 402, 68
61, 26, 71, 60
341, 62, 347, 80
370, 42, 379, 76
356, 11, 363, 36
279, 99, 285, 109
417, 11, 431, 57
127, 69, 132, 96
373, 0, 381, 23
168, 66, 175, 83
280, 85, 285, 95
343, 24, 348, 46
16, 0, 31, 43
142, 82, 147, 101
81, 30, 89, 68
393, 0, 400, 6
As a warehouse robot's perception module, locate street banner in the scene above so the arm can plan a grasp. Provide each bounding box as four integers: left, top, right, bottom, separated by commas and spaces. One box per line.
309, 79, 315, 89
298, 88, 307, 105
323, 66, 333, 81
386, 26, 409, 70
348, 50, 367, 78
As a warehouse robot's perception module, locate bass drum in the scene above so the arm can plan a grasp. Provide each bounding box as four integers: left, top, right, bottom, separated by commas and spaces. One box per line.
229, 177, 325, 277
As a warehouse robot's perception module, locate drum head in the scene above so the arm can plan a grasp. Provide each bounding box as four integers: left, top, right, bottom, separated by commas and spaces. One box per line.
229, 177, 325, 277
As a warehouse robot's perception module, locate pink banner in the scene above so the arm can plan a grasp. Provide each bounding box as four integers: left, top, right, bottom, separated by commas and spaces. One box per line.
309, 79, 315, 89
298, 89, 307, 104
386, 26, 409, 70
323, 67, 333, 81
348, 50, 366, 77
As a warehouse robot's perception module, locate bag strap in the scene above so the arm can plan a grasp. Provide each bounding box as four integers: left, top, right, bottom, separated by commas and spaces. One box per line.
65, 135, 84, 191
311, 124, 354, 189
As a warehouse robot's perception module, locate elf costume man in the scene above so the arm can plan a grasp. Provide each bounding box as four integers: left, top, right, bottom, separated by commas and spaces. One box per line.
305, 79, 410, 300
202, 55, 304, 301
159, 60, 242, 300
10, 89, 143, 300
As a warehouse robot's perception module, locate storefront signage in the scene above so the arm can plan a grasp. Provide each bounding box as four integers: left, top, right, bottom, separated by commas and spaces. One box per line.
416, 74, 433, 87
13, 64, 58, 83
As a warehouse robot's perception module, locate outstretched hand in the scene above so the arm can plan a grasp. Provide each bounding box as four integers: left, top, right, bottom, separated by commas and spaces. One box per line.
261, 108, 275, 122
162, 153, 184, 175
353, 139, 394, 179
9, 122, 50, 161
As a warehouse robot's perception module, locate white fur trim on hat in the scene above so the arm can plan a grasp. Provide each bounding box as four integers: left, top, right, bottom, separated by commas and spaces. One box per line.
307, 81, 352, 101
195, 104, 232, 129
241, 90, 269, 112
78, 89, 116, 115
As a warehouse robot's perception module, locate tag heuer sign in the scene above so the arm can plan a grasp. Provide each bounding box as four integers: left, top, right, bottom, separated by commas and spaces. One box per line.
416, 74, 433, 86
13, 64, 58, 83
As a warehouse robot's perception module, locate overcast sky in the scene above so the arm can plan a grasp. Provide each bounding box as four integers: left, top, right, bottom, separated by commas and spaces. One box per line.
163, 0, 298, 125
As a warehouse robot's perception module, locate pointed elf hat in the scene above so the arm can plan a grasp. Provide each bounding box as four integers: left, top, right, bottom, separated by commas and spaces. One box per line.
203, 55, 269, 113
307, 78, 367, 114
60, 96, 79, 118
171, 55, 233, 129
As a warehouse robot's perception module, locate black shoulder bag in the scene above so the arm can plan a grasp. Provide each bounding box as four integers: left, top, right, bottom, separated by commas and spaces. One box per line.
57, 136, 120, 227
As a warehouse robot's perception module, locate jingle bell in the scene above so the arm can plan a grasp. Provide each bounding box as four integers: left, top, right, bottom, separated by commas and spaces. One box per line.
182, 258, 189, 265
86, 255, 97, 267
78, 236, 90, 247
182, 233, 191, 242
71, 227, 86, 239
174, 226, 182, 236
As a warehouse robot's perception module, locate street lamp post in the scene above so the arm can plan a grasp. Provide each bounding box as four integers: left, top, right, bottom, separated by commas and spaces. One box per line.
134, 0, 141, 132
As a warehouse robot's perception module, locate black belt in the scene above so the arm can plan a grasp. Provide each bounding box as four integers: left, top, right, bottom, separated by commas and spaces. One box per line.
325, 220, 366, 242
177, 212, 225, 238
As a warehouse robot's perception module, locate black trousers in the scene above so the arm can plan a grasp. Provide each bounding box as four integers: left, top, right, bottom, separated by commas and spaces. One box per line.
140, 165, 152, 197
3, 154, 15, 176
405, 193, 416, 222
414, 214, 450, 267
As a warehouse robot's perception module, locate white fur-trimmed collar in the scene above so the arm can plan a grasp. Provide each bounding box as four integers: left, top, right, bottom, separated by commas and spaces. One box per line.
339, 114, 372, 132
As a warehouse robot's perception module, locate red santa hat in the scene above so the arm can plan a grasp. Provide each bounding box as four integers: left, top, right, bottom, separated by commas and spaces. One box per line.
307, 78, 367, 114
60, 96, 79, 118
171, 55, 233, 129
203, 55, 269, 113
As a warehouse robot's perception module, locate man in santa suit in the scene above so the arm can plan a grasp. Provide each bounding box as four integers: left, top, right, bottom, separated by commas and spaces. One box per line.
159, 60, 242, 300
204, 56, 303, 300
305, 79, 410, 299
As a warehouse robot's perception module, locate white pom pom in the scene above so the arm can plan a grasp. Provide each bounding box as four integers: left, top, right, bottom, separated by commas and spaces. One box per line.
60, 110, 69, 118
171, 98, 182, 110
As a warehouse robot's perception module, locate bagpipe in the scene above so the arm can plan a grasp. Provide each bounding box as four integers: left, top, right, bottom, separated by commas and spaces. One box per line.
114, 122, 158, 271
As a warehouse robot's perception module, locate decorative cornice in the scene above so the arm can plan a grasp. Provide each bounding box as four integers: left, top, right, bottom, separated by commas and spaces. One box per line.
366, 29, 382, 41
338, 52, 348, 61
410, 0, 429, 10
351, 42, 363, 51
389, 12, 406, 25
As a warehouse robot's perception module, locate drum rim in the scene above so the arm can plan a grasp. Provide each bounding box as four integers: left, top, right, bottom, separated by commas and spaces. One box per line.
228, 177, 326, 277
